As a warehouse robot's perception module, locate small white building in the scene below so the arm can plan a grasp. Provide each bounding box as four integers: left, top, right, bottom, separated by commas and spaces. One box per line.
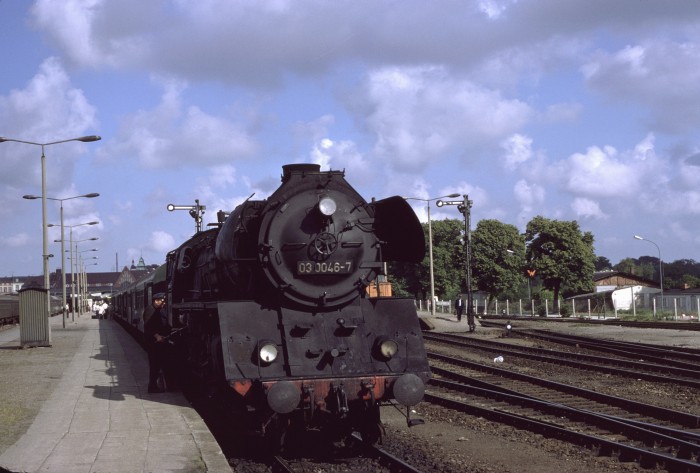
0, 277, 24, 294
610, 285, 660, 310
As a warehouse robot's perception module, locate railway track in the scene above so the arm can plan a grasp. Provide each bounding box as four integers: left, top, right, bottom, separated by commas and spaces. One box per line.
502, 325, 700, 367
424, 353, 700, 472
479, 316, 700, 331
264, 433, 425, 472
423, 331, 700, 388
425, 389, 700, 472
427, 351, 700, 428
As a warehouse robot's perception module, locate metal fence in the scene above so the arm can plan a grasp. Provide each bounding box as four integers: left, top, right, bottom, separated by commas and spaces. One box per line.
417, 295, 700, 320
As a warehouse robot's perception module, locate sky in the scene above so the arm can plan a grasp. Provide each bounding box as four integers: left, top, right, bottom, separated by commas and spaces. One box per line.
1, 0, 700, 278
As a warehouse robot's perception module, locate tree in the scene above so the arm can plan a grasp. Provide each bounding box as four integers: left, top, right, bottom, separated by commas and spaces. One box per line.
612, 257, 656, 281
388, 219, 464, 301
663, 258, 698, 290
387, 259, 423, 298
613, 257, 638, 275
429, 219, 465, 300
471, 219, 526, 303
594, 256, 612, 271
524, 216, 595, 304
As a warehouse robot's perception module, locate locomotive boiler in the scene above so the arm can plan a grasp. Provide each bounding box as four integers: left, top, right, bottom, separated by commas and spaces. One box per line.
117, 163, 431, 446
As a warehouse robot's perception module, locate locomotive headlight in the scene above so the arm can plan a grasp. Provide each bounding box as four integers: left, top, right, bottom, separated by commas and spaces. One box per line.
373, 336, 399, 361
318, 196, 337, 216
381, 339, 399, 358
259, 342, 279, 363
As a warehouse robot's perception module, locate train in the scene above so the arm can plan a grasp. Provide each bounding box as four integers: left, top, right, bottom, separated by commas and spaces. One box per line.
0, 293, 65, 326
111, 163, 431, 447
0, 294, 21, 326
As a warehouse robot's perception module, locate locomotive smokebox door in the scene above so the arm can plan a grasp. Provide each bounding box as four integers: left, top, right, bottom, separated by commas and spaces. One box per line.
257, 165, 384, 309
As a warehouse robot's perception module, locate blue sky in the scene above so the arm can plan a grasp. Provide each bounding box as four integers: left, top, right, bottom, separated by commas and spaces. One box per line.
2, 0, 700, 277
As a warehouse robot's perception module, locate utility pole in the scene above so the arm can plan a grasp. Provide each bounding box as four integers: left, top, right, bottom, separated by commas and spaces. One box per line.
436, 194, 475, 332
457, 195, 474, 332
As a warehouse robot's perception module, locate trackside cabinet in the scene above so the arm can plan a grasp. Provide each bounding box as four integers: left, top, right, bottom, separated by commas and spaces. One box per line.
19, 285, 51, 347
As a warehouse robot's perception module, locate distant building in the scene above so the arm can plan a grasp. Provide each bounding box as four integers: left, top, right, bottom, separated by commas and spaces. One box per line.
592, 270, 658, 292
568, 270, 695, 315
114, 258, 159, 290
0, 277, 25, 294
0, 256, 157, 299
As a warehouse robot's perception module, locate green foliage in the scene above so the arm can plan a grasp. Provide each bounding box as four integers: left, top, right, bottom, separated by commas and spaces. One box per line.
594, 256, 612, 271
387, 219, 464, 301
559, 303, 571, 318
610, 257, 700, 290
536, 302, 547, 317
389, 210, 699, 308
387, 260, 423, 298
664, 259, 700, 289
524, 216, 595, 302
471, 219, 526, 301
430, 219, 466, 299
613, 257, 656, 281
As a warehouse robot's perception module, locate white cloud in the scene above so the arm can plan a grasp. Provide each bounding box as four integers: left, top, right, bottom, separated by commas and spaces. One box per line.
564, 134, 661, 198
365, 66, 532, 170
513, 179, 545, 228
207, 165, 237, 189
565, 145, 629, 197
571, 197, 607, 220
2, 233, 30, 248
96, 78, 257, 169
583, 39, 700, 132
514, 179, 544, 209
543, 102, 582, 123
478, 0, 518, 20
7, 0, 700, 271
0, 57, 99, 190
311, 138, 367, 176
149, 231, 176, 253
501, 133, 532, 170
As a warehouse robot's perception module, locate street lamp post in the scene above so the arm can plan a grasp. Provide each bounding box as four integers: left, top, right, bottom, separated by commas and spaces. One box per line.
68, 239, 98, 320
1, 135, 101, 336
31, 193, 99, 328
76, 249, 99, 315
404, 193, 460, 315
634, 235, 664, 313
82, 260, 98, 313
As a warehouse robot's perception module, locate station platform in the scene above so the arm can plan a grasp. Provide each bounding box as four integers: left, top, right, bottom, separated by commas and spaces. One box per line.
0, 313, 231, 473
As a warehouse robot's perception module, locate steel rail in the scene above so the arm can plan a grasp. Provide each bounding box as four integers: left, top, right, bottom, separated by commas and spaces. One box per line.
350, 432, 424, 473
424, 332, 700, 388
427, 353, 700, 428
424, 390, 700, 472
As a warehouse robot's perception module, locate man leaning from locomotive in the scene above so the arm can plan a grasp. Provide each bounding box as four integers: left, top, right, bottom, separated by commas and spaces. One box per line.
144, 293, 175, 393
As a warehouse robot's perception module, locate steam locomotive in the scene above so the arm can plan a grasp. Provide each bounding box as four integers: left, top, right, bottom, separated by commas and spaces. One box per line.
112, 163, 430, 446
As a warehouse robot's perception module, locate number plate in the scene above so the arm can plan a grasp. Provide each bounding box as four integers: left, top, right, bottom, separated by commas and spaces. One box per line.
297, 261, 353, 275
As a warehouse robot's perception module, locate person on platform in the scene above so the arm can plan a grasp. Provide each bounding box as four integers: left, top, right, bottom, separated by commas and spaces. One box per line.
455, 296, 464, 322
100, 301, 109, 319
144, 293, 172, 393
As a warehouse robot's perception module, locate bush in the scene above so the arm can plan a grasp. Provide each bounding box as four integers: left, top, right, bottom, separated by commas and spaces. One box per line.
536, 303, 547, 317
559, 304, 571, 318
